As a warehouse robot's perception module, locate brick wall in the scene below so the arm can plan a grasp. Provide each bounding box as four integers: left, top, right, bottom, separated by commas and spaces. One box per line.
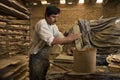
30, 4, 120, 32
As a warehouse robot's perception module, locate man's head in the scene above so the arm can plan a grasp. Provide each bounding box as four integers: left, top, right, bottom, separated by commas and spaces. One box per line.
45, 5, 60, 25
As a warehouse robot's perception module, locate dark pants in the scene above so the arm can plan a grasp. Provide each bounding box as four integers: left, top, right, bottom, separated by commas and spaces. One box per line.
29, 47, 50, 80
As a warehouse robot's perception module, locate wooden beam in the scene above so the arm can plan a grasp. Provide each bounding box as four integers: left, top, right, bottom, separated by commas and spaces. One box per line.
84, 0, 90, 4
7, 20, 30, 25
90, 0, 97, 4
46, 0, 60, 4
0, 0, 30, 15
0, 3, 29, 19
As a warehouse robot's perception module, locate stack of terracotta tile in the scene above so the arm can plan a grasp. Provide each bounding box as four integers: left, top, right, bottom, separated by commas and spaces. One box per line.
106, 54, 120, 72
0, 55, 29, 80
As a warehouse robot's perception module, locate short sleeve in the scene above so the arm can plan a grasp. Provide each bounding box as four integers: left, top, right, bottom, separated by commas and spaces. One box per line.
53, 25, 64, 38
35, 20, 54, 46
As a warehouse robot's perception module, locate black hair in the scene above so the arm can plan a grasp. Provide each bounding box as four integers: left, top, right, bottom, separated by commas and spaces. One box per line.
45, 5, 60, 17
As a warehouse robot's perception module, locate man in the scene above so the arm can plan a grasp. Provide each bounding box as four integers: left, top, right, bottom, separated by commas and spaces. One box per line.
29, 5, 81, 80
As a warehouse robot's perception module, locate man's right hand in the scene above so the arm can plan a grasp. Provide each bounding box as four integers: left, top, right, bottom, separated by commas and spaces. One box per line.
68, 33, 81, 41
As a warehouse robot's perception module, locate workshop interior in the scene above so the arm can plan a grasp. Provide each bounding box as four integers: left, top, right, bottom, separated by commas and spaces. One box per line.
0, 0, 120, 80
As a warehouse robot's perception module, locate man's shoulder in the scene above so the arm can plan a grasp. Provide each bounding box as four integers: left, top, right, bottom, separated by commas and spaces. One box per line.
38, 19, 46, 24
35, 19, 47, 29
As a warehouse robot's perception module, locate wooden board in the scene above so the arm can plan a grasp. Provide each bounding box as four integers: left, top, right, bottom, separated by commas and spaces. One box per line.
54, 54, 73, 63
0, 55, 28, 69
0, 62, 27, 78
0, 58, 20, 70
0, 3, 29, 19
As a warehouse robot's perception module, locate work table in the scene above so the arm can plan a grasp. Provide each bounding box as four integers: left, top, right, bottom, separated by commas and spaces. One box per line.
47, 54, 120, 80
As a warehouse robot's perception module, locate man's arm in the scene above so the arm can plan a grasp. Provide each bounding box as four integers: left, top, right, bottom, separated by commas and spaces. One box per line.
51, 33, 81, 45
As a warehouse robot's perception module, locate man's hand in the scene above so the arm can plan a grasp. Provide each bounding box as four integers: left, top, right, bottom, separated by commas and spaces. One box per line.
52, 33, 81, 45
68, 33, 81, 42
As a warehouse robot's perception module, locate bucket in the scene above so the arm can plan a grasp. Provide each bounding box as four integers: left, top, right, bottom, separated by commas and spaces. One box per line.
73, 48, 97, 74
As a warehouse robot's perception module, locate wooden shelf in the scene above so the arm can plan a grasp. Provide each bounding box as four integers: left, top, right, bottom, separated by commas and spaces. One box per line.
0, 32, 29, 36
6, 27, 29, 31
0, 1, 29, 79
7, 20, 30, 25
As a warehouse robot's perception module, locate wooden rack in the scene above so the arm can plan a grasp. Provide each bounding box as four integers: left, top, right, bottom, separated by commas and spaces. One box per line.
0, 0, 30, 79
0, 16, 30, 55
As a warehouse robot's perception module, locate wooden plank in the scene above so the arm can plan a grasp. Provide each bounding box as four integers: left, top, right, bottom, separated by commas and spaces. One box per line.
0, 18, 9, 22
0, 0, 30, 15
14, 71, 28, 80
84, 0, 90, 3
0, 55, 28, 69
23, 77, 29, 80
9, 0, 30, 14
7, 20, 30, 25
0, 58, 20, 70
0, 3, 29, 19
91, 0, 97, 4
54, 54, 73, 63
0, 62, 27, 79
10, 63, 28, 80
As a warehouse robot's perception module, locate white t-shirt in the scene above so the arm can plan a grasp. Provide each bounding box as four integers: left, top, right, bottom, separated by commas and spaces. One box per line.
35, 19, 62, 46
29, 19, 63, 54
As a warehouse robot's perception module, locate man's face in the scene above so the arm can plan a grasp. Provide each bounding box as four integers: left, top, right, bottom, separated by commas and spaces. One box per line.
46, 14, 59, 25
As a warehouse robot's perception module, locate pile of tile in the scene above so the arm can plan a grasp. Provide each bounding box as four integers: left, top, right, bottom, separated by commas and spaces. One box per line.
0, 55, 29, 80
106, 53, 120, 72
